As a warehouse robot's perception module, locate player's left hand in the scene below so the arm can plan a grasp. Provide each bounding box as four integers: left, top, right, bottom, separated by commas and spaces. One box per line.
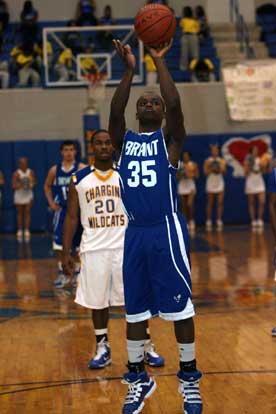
62, 252, 75, 277
147, 39, 173, 58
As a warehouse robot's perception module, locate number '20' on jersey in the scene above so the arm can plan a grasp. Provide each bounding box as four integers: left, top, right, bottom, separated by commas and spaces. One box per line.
118, 128, 179, 225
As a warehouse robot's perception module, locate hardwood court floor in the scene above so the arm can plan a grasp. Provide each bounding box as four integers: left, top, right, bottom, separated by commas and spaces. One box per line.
0, 226, 276, 414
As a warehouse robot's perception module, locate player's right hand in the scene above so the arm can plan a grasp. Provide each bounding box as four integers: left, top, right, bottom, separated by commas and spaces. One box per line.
113, 39, 136, 70
50, 202, 61, 211
62, 252, 74, 277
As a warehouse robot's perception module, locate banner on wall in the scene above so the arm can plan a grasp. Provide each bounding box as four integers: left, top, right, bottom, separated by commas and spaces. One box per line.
223, 60, 276, 121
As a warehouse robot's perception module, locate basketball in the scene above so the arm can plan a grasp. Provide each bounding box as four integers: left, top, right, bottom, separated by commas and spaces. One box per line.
134, 4, 176, 46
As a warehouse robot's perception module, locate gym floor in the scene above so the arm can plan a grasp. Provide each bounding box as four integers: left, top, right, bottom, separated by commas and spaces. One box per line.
0, 226, 276, 414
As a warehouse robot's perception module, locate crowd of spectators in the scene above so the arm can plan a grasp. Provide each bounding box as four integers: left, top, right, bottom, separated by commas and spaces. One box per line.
0, 1, 117, 88
0, 1, 215, 89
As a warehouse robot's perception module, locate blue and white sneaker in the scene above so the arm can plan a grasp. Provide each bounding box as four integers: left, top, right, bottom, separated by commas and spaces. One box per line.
53, 272, 70, 289
122, 371, 156, 414
177, 370, 203, 414
88, 341, 111, 369
72, 270, 80, 288
144, 343, 165, 367
272, 327, 276, 336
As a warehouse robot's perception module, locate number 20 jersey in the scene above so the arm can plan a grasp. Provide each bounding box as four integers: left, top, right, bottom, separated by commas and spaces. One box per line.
72, 165, 127, 253
118, 128, 179, 226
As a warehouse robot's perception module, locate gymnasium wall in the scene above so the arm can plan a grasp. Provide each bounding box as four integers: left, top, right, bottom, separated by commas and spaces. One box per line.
0, 83, 276, 232
7, 0, 257, 23
1, 84, 275, 141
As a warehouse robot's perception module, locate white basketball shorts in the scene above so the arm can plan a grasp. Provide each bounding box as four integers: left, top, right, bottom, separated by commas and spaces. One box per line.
75, 248, 124, 309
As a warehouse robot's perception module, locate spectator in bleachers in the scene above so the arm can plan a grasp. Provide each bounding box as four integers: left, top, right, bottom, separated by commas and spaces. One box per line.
20, 1, 39, 44
12, 157, 36, 242
244, 146, 266, 230
55, 47, 76, 82
144, 52, 157, 85
0, 36, 9, 88
80, 46, 98, 79
145, 0, 169, 4
98, 5, 114, 49
15, 42, 41, 87
76, 0, 98, 26
189, 58, 215, 82
179, 6, 200, 72
195, 5, 209, 40
204, 144, 226, 231
0, 0, 9, 32
63, 20, 83, 55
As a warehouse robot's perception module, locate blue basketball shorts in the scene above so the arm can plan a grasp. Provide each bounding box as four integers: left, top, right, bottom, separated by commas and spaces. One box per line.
52, 207, 82, 251
123, 212, 195, 323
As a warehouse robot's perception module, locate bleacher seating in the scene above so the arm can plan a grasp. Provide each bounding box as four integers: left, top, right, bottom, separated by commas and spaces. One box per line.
0, 17, 219, 87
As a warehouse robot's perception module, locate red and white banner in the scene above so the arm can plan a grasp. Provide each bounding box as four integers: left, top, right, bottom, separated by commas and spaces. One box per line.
223, 60, 276, 121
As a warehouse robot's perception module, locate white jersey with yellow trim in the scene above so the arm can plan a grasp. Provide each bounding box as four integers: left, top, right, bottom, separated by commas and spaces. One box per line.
72, 165, 127, 253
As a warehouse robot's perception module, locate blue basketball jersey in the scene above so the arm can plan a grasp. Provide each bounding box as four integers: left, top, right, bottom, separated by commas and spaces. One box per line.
118, 128, 179, 225
268, 167, 276, 193
52, 161, 79, 207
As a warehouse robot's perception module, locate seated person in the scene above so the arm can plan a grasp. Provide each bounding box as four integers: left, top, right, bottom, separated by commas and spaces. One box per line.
55, 47, 76, 82
0, 0, 9, 32
75, 0, 98, 26
63, 20, 84, 54
14, 42, 41, 87
0, 35, 9, 88
98, 5, 114, 49
20, 1, 39, 43
189, 58, 215, 82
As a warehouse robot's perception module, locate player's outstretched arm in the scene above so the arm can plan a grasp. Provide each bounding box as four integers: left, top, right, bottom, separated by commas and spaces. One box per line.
62, 179, 79, 276
148, 41, 186, 166
109, 40, 136, 158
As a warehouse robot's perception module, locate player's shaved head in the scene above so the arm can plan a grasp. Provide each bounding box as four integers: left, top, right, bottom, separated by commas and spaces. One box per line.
136, 91, 165, 111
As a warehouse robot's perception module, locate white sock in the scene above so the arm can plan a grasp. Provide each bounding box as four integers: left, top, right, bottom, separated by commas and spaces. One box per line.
127, 340, 145, 364
57, 261, 63, 271
178, 342, 195, 362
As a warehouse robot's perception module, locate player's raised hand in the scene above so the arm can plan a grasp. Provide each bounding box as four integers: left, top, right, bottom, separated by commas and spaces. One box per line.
147, 39, 173, 58
113, 39, 136, 70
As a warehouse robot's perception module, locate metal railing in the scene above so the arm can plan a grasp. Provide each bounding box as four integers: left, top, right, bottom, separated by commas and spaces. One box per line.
230, 0, 255, 58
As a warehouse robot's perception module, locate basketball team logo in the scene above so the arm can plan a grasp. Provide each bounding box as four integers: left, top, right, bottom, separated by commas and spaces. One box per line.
221, 134, 272, 177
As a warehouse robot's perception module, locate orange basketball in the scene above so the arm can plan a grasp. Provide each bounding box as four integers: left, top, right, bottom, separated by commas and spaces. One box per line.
134, 4, 176, 47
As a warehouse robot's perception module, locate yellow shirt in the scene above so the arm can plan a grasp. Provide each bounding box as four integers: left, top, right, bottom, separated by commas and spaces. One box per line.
180, 18, 200, 34
144, 54, 156, 72
16, 53, 33, 66
80, 57, 98, 72
58, 48, 73, 66
10, 46, 22, 58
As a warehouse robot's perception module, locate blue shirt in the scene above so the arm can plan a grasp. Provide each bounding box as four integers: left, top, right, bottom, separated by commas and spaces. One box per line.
52, 161, 79, 207
118, 128, 179, 226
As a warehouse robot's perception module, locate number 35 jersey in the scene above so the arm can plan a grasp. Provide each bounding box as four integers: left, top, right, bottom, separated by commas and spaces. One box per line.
72, 166, 127, 253
118, 128, 179, 226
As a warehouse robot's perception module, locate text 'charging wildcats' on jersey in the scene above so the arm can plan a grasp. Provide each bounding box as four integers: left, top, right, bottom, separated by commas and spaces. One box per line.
72, 166, 127, 252
53, 161, 79, 207
118, 128, 179, 225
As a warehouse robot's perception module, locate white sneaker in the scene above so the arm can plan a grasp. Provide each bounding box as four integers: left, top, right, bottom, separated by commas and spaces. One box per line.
16, 230, 23, 242
189, 220, 196, 231
206, 220, 212, 231
251, 220, 257, 227
24, 229, 31, 242
257, 219, 264, 228
216, 220, 223, 231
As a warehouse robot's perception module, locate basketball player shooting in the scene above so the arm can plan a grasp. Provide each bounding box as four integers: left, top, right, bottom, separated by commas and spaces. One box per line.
109, 40, 203, 414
